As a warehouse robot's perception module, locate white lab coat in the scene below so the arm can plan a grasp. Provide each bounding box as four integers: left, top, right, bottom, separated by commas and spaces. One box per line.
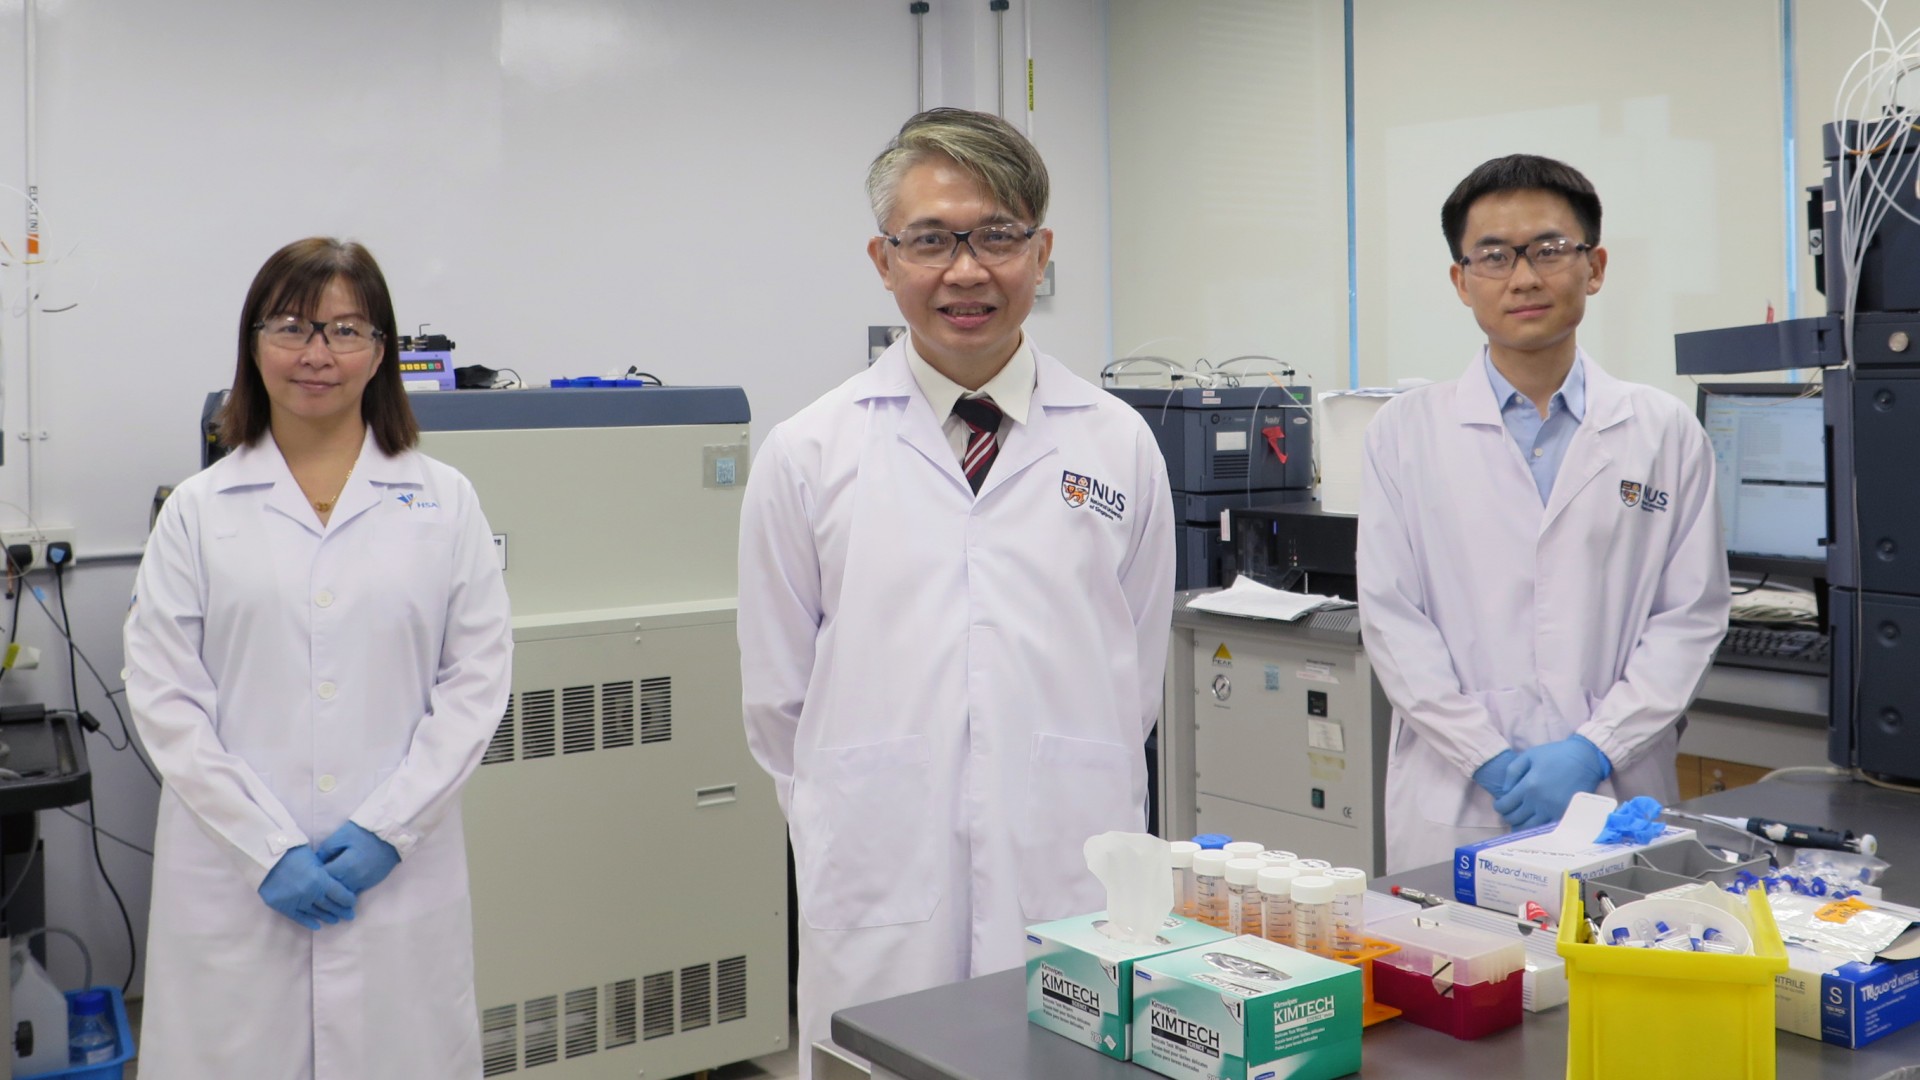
124, 431, 512, 1080
739, 341, 1174, 1076
1358, 352, 1729, 873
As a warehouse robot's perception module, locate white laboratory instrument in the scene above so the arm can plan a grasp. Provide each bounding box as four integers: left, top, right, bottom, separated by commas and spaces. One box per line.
1160, 590, 1390, 875
413, 388, 787, 1078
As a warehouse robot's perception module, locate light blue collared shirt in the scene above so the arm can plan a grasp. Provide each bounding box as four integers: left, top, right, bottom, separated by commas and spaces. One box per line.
1485, 352, 1585, 504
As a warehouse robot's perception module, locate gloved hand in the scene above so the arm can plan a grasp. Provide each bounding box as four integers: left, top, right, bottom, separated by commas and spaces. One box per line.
1472, 749, 1527, 799
259, 847, 358, 930
317, 821, 402, 894
1493, 735, 1613, 829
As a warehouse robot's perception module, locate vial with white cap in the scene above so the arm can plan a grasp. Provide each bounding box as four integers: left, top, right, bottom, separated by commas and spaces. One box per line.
1192, 850, 1232, 929
1257, 865, 1300, 946
1222, 841, 1265, 862
1169, 841, 1202, 918
1291, 858, 1333, 874
1291, 875, 1334, 954
1324, 867, 1368, 951
1259, 850, 1298, 868
1224, 858, 1266, 937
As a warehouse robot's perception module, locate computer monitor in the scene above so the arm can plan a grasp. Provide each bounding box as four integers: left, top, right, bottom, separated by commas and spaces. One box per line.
1697, 382, 1827, 579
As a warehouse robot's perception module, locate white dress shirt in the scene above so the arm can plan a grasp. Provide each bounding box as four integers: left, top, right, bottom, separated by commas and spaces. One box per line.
903, 333, 1037, 462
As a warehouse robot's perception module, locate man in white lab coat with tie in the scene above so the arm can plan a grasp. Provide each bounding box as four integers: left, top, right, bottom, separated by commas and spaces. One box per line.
1358, 154, 1730, 873
738, 108, 1175, 1075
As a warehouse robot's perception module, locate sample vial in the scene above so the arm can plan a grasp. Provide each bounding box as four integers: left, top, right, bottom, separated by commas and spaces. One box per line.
1191, 833, 1232, 850
1291, 858, 1333, 874
1257, 865, 1300, 946
1169, 841, 1202, 918
1325, 867, 1368, 952
1192, 850, 1232, 929
1291, 875, 1334, 954
1225, 859, 1266, 937
1259, 850, 1298, 869
1222, 841, 1265, 862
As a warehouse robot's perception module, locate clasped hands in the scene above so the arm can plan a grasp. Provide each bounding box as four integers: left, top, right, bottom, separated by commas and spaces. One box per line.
1472, 736, 1613, 830
256, 822, 401, 931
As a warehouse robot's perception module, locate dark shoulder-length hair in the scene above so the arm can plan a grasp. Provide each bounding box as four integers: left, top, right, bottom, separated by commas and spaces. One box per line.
217, 237, 419, 455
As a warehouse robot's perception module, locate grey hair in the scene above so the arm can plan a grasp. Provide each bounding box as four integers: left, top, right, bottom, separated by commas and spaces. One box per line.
865, 108, 1050, 231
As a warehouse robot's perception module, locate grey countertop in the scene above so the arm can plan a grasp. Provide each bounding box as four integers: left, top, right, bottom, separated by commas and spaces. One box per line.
833, 775, 1920, 1078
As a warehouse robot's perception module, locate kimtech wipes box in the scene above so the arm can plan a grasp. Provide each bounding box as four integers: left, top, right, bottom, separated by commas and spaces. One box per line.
1129, 935, 1362, 1080
1025, 911, 1232, 1059
1453, 794, 1696, 921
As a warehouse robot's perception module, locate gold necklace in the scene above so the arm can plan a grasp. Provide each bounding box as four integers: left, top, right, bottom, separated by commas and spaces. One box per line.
312, 460, 357, 514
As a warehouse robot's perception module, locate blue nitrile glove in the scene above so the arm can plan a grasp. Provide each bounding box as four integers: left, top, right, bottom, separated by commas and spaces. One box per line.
1493, 735, 1612, 829
259, 847, 358, 930
1595, 795, 1665, 845
1472, 749, 1527, 799
317, 821, 402, 894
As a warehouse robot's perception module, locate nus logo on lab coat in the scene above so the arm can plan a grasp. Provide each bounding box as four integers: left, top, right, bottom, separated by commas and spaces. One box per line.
1062, 470, 1127, 521
1618, 480, 1669, 513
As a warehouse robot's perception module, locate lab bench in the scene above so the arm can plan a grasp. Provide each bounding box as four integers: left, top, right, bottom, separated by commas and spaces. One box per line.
831, 776, 1920, 1078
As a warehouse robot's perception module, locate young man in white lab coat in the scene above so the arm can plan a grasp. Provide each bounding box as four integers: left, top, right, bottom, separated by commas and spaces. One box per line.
738, 108, 1174, 1074
1358, 155, 1730, 873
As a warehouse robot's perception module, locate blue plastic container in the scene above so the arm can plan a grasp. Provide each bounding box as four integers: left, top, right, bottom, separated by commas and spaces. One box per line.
24, 988, 133, 1080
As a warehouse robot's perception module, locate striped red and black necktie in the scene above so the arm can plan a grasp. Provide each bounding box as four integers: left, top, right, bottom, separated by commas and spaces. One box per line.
951, 396, 1004, 494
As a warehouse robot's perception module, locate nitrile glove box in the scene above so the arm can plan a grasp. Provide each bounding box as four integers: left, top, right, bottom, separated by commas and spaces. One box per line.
1025, 911, 1232, 1059
1775, 945, 1920, 1048
1453, 823, 1696, 921
1129, 935, 1362, 1080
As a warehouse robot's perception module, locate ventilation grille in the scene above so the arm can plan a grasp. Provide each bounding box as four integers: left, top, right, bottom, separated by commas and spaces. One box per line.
481, 701, 515, 765
717, 956, 748, 1023
564, 988, 598, 1059
480, 678, 673, 765
605, 978, 637, 1049
521, 690, 556, 759
680, 963, 713, 1032
481, 1005, 518, 1077
1212, 450, 1250, 480
640, 676, 672, 744
643, 971, 676, 1041
602, 682, 635, 748
562, 685, 596, 754
480, 956, 747, 1069
523, 995, 559, 1068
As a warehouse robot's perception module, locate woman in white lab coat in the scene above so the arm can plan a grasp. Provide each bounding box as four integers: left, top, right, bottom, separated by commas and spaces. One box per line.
124, 238, 512, 1079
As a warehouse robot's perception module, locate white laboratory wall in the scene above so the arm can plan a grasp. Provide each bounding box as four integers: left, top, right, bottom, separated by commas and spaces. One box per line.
1108, 0, 1349, 389
1352, 0, 1786, 404
0, 0, 1113, 997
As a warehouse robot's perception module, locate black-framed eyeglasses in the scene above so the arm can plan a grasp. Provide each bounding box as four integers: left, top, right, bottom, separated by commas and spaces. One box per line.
253, 315, 386, 356
1457, 237, 1592, 280
883, 223, 1038, 267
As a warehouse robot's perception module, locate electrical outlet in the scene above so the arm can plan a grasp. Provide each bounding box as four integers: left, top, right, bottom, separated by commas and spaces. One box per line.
0, 526, 77, 572
868, 325, 906, 365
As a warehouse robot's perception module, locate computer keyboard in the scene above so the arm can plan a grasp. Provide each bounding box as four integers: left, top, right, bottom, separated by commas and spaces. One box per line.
1715, 625, 1830, 676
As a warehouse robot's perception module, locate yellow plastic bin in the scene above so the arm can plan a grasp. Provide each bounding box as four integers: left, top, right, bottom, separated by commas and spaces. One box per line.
1554, 875, 1786, 1079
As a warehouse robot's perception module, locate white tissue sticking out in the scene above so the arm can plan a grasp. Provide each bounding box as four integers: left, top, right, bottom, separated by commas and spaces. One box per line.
1084, 831, 1175, 945
1535, 791, 1618, 854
